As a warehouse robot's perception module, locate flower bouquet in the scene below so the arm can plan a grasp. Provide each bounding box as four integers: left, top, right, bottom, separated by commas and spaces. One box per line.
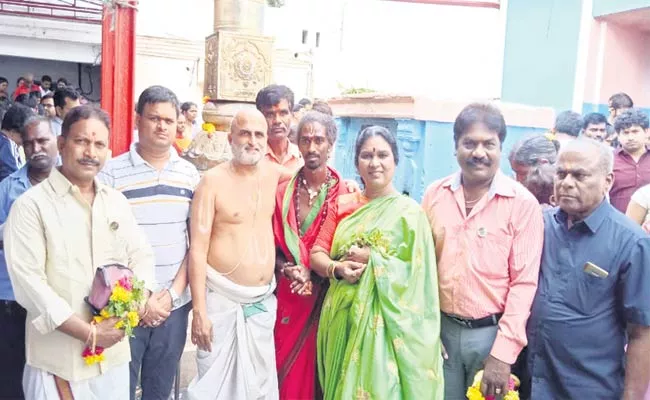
466, 370, 520, 400
83, 265, 146, 365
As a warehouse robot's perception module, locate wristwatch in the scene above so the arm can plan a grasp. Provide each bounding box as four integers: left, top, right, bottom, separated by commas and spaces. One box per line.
167, 287, 181, 308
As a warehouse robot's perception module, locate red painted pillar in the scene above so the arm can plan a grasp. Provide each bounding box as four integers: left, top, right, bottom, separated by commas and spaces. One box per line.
101, 1, 137, 157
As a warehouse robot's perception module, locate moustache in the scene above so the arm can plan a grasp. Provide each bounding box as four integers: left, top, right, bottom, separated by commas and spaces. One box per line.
30, 153, 48, 161
306, 153, 320, 159
78, 158, 100, 167
467, 157, 491, 167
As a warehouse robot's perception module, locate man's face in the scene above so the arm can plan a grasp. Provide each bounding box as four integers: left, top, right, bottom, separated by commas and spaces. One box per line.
510, 161, 531, 184
609, 104, 630, 122
58, 117, 109, 185
57, 81, 66, 90
583, 123, 607, 142
618, 125, 648, 154
136, 102, 177, 151
24, 74, 34, 86
229, 115, 268, 166
42, 80, 51, 91
24, 121, 58, 171
0, 82, 7, 93
555, 149, 612, 220
456, 124, 501, 186
57, 97, 81, 119
298, 122, 330, 170
261, 99, 292, 142
183, 105, 198, 123
41, 98, 56, 118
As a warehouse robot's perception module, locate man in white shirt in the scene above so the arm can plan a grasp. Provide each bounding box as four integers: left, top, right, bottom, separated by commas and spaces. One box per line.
5, 105, 158, 399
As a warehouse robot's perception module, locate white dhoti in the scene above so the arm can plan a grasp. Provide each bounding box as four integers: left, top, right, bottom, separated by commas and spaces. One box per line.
187, 268, 278, 400
22, 363, 129, 400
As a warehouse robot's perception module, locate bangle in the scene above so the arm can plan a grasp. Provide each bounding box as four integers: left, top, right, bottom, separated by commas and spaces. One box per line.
91, 323, 97, 352
84, 324, 93, 346
328, 262, 339, 280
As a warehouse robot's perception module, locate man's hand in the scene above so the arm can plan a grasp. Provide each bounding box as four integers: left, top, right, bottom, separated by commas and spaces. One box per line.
191, 310, 213, 352
142, 292, 171, 328
481, 355, 511, 400
335, 260, 366, 284
95, 317, 126, 348
344, 245, 370, 264
285, 265, 312, 296
441, 342, 448, 360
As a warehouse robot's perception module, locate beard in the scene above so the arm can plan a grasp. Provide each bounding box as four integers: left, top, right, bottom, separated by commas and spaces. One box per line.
231, 142, 263, 166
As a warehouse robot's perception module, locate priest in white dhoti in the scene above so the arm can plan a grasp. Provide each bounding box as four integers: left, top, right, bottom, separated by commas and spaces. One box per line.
5, 106, 157, 400
186, 108, 285, 400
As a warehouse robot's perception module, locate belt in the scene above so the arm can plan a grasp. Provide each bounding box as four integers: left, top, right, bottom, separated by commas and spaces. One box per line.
1, 300, 25, 316
443, 312, 503, 329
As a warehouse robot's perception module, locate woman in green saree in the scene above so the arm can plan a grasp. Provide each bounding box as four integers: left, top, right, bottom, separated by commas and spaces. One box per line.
310, 126, 444, 399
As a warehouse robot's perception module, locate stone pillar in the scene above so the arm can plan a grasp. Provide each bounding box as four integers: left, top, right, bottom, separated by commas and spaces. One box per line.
184, 0, 274, 172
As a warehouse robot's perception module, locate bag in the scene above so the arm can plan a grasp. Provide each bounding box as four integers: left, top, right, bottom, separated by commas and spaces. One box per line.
85, 264, 133, 314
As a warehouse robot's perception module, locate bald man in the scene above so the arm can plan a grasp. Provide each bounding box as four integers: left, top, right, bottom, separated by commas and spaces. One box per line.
186, 109, 284, 400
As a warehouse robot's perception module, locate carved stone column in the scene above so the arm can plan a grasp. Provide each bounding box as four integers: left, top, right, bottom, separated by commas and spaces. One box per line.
183, 0, 274, 172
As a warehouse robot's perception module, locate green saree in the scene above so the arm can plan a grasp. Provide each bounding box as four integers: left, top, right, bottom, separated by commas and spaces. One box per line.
317, 194, 444, 399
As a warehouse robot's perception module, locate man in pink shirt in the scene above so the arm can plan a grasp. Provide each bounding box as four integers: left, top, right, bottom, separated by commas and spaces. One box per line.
421, 103, 544, 400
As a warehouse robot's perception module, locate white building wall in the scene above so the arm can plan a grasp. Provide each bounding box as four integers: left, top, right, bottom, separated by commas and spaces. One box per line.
264, 0, 506, 100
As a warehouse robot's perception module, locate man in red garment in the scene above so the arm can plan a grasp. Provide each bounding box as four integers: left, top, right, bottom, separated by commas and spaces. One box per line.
272, 111, 352, 399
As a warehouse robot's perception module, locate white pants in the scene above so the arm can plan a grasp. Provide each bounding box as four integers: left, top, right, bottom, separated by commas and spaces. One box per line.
23, 363, 129, 400
187, 269, 278, 400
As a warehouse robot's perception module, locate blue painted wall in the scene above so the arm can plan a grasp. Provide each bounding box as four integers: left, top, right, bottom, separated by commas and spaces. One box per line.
592, 0, 650, 17
334, 117, 546, 202
501, 0, 583, 111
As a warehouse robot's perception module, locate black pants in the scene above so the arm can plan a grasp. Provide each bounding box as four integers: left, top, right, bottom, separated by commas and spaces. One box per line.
0, 301, 26, 400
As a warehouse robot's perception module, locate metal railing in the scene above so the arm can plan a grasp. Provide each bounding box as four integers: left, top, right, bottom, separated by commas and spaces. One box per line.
0, 0, 103, 24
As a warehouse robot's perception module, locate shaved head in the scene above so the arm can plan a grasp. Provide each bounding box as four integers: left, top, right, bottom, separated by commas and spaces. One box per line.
229, 108, 268, 166
230, 109, 267, 134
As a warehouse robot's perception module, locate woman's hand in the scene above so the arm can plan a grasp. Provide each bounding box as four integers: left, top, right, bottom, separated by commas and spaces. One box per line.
345, 245, 370, 264
335, 260, 366, 284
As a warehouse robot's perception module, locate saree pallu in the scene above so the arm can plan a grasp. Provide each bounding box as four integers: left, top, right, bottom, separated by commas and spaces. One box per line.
317, 194, 444, 400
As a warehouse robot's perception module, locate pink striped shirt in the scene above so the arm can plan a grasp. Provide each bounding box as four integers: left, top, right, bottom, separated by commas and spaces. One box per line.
421, 171, 544, 364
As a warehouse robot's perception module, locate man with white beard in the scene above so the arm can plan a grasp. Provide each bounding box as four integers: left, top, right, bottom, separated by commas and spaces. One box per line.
186, 109, 285, 400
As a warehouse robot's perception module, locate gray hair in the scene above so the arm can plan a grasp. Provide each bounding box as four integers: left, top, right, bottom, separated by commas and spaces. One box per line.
559, 137, 614, 174
20, 115, 53, 141
509, 134, 560, 166
296, 111, 338, 145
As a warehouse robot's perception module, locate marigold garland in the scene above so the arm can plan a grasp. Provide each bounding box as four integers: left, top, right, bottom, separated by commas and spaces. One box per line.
466, 370, 520, 400
82, 275, 145, 366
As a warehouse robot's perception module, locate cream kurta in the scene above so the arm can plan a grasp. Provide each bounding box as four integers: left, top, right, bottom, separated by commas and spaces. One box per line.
5, 168, 155, 382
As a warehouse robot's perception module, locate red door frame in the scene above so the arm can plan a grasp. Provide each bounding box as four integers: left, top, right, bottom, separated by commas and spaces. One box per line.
101, 1, 136, 157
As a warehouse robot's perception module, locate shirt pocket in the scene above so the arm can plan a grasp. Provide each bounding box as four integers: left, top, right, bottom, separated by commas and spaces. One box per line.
471, 230, 513, 279
562, 267, 612, 315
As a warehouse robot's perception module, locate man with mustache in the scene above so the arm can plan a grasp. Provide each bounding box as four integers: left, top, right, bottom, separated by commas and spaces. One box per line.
187, 108, 287, 400
527, 138, 650, 399
0, 116, 57, 399
256, 85, 303, 175
421, 103, 544, 400
609, 109, 650, 213
99, 86, 200, 400
4, 105, 155, 399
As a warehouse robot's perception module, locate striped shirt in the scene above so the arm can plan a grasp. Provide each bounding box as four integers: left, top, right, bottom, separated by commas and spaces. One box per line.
98, 143, 200, 309
421, 170, 544, 364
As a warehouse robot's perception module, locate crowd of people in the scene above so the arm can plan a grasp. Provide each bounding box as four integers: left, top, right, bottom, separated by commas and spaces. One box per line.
0, 80, 648, 400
